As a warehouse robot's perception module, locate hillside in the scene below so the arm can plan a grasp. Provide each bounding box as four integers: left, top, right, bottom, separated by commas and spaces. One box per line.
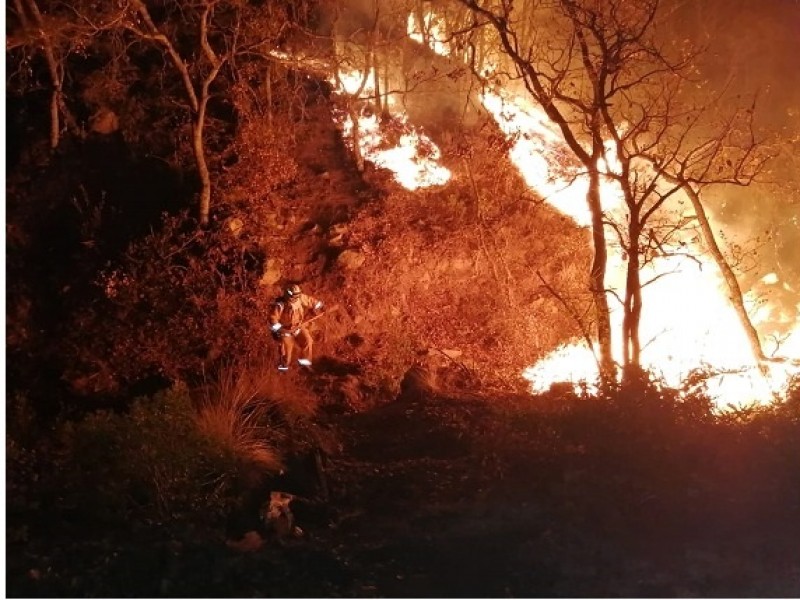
248, 89, 593, 394
7, 77, 800, 599
6, 2, 800, 596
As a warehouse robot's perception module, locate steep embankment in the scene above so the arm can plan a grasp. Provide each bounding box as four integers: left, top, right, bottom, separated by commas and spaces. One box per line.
252, 83, 593, 404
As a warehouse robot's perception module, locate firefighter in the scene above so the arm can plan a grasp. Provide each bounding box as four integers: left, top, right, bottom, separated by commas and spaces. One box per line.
268, 284, 325, 371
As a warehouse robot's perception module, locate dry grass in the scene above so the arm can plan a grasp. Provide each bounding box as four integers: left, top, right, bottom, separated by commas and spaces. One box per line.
194, 361, 318, 474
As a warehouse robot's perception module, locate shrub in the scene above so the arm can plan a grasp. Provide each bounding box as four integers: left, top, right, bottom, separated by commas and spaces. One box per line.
196, 360, 320, 464
6, 392, 39, 446
746, 374, 800, 470
59, 210, 273, 395
56, 385, 242, 526
782, 373, 800, 409
195, 364, 290, 477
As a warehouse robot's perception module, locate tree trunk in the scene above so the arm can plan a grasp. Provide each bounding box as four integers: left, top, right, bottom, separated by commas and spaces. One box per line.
338, 66, 370, 172
193, 112, 212, 227
371, 46, 382, 116
194, 61, 225, 227
371, 1, 382, 117
265, 63, 273, 128
684, 184, 767, 363
383, 48, 391, 118
130, 0, 199, 112
622, 230, 642, 369
587, 172, 615, 380
23, 0, 62, 149
349, 104, 365, 172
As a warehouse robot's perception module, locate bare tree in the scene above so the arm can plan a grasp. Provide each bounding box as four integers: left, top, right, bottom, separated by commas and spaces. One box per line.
104, 0, 299, 226
7, 0, 97, 149
121, 0, 236, 226
7, 0, 305, 224
454, 0, 624, 379
452, 0, 776, 379
326, 0, 465, 170
645, 100, 776, 364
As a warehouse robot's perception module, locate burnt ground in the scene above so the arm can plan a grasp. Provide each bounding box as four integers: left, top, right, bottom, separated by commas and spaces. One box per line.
9, 375, 800, 598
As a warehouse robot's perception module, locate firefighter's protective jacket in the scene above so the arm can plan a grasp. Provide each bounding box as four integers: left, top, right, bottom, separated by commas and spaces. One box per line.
269, 293, 323, 331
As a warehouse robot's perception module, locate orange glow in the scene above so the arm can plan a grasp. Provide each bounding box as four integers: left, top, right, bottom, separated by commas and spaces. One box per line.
407, 13, 450, 57
483, 87, 798, 408
329, 69, 451, 190
408, 11, 799, 408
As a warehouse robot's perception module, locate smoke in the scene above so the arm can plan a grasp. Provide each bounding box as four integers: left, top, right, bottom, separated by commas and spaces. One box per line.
670, 0, 800, 128
324, 1, 487, 134
324, 0, 799, 350
665, 0, 800, 346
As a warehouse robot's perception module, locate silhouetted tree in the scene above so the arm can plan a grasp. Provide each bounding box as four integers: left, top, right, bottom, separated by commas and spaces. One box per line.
452, 0, 775, 378
7, 0, 96, 148
122, 0, 277, 226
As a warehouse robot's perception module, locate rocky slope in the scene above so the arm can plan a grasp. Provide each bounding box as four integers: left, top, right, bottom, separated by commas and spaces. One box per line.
249, 85, 593, 407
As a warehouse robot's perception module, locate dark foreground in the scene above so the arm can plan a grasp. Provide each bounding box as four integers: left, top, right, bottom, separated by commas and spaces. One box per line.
7, 385, 800, 598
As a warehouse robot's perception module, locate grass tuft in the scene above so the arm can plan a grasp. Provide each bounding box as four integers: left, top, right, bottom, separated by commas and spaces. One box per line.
194, 362, 289, 474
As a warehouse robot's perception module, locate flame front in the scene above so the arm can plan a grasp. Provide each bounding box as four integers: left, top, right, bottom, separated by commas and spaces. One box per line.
330, 68, 451, 190
406, 11, 799, 407
484, 86, 798, 407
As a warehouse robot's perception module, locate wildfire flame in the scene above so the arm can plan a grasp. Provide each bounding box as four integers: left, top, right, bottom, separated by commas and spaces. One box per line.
405, 10, 799, 407
407, 13, 450, 57
480, 90, 623, 226
329, 69, 451, 190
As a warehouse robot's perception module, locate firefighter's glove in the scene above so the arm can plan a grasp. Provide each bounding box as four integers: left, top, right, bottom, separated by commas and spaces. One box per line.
270, 322, 282, 340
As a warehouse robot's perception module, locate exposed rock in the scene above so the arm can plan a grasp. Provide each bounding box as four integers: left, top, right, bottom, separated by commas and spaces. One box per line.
328, 223, 349, 247
260, 258, 283, 285
337, 249, 365, 270
264, 212, 282, 229
225, 530, 264, 553
227, 217, 244, 236
89, 107, 119, 134
449, 258, 474, 272
398, 364, 436, 401
263, 491, 298, 537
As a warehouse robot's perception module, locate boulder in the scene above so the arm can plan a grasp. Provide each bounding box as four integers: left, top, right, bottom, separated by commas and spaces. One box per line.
260, 258, 282, 285
89, 108, 119, 134
337, 249, 365, 270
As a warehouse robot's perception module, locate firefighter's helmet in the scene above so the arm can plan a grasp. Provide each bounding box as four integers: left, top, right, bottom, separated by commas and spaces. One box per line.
285, 284, 302, 300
